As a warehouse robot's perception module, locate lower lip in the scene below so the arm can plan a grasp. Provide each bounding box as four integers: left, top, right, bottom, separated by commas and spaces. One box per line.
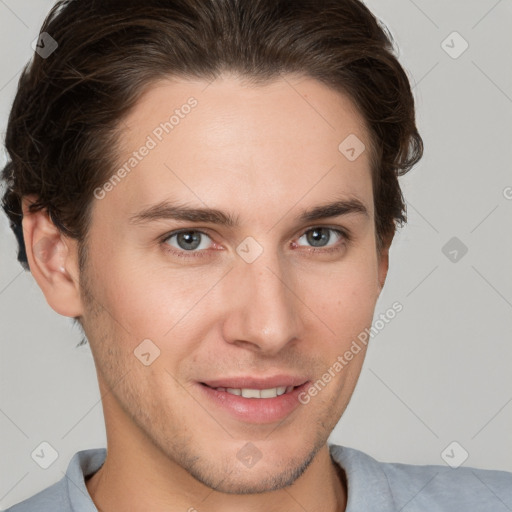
197, 382, 310, 424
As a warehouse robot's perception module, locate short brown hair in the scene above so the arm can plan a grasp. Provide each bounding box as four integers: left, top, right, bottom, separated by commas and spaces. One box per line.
2, 0, 423, 272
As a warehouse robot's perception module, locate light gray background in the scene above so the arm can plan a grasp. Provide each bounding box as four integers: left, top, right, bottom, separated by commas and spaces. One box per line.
1, 0, 511, 508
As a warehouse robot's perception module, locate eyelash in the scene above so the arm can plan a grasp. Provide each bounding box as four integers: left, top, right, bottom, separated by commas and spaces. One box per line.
159, 226, 352, 259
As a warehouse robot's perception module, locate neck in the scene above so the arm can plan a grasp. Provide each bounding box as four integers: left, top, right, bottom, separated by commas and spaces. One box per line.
86, 433, 346, 512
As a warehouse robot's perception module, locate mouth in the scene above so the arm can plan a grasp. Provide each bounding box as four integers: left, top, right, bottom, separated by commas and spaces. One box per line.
201, 383, 299, 398
197, 377, 310, 424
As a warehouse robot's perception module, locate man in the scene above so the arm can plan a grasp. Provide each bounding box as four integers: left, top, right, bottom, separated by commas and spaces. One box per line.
1, 0, 511, 510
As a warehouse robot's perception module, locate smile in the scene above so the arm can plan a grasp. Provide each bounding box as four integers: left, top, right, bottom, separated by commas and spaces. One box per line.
207, 385, 296, 398
197, 379, 310, 424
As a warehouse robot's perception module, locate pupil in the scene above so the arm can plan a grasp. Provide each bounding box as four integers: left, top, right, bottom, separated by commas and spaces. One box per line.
308, 228, 329, 247
178, 231, 201, 250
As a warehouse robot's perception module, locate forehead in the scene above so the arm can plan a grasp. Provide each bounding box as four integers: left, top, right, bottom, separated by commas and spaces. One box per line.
95, 74, 374, 225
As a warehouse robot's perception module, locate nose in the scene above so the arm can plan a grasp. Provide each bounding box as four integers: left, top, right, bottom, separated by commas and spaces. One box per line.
221, 250, 302, 355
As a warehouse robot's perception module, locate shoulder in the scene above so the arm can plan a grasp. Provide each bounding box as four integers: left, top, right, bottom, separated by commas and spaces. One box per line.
330, 444, 512, 511
2, 448, 106, 512
2, 479, 69, 512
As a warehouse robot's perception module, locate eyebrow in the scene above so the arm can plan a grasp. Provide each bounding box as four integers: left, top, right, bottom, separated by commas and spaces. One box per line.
128, 197, 369, 226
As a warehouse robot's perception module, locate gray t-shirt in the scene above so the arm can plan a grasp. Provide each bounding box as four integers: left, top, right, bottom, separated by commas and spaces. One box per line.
4, 444, 512, 511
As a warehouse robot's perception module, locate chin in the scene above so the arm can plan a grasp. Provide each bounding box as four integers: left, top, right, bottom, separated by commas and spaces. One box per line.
194, 458, 314, 494
182, 440, 323, 495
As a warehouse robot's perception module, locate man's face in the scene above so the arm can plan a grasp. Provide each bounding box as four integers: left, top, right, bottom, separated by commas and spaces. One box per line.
79, 74, 388, 493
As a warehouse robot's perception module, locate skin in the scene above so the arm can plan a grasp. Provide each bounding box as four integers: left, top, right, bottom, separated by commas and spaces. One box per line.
22, 73, 392, 512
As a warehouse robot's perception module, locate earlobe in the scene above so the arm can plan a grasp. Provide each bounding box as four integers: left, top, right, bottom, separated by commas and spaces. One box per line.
21, 196, 84, 318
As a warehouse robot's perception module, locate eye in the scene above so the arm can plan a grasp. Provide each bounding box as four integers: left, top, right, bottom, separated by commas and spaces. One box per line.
160, 226, 349, 259
296, 227, 347, 251
163, 230, 213, 253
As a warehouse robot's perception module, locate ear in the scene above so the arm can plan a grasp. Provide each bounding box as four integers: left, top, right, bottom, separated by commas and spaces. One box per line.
377, 231, 394, 295
21, 195, 84, 317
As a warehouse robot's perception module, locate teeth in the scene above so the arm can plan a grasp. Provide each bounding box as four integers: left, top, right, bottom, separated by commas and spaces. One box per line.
218, 386, 295, 398
260, 388, 277, 398
276, 386, 287, 396
241, 388, 261, 398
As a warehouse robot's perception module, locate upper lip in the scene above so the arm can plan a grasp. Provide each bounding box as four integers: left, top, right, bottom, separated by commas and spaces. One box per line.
201, 375, 309, 389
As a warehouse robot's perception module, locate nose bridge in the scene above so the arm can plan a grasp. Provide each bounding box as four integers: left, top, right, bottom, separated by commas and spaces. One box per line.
223, 247, 301, 352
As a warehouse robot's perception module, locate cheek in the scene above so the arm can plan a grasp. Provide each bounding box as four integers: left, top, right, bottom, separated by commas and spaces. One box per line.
90, 231, 379, 352
298, 257, 379, 338
95, 259, 225, 360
